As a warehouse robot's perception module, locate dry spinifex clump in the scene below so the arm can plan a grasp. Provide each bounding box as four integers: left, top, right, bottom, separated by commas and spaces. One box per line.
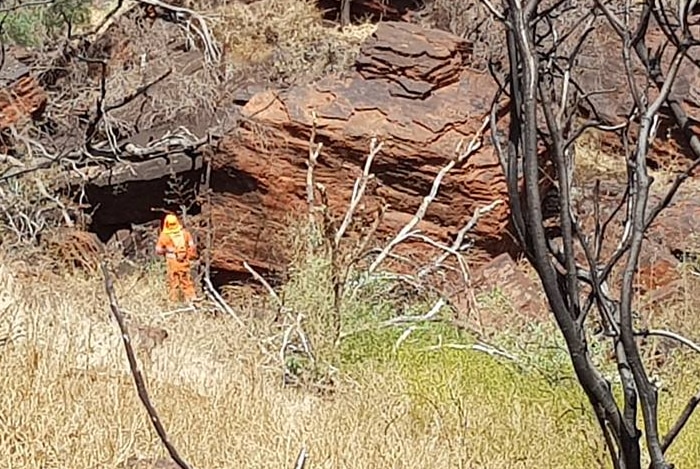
210, 0, 376, 86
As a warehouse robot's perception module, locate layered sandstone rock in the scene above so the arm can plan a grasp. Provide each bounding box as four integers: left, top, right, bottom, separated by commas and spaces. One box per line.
208, 21, 512, 274
0, 47, 47, 151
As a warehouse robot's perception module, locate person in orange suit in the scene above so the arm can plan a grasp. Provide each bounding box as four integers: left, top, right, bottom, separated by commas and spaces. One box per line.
155, 213, 198, 304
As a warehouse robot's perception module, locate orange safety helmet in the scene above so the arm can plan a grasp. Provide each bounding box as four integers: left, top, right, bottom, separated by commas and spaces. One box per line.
163, 213, 182, 234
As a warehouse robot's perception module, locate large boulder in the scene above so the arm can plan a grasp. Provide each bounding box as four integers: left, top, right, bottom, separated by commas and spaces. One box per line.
208, 21, 514, 275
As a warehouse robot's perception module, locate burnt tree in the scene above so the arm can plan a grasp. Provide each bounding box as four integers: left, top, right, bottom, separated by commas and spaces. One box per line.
482, 0, 700, 468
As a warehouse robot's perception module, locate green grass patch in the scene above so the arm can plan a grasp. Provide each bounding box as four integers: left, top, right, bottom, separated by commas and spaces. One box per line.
1, 0, 91, 46
334, 296, 700, 468
275, 221, 700, 467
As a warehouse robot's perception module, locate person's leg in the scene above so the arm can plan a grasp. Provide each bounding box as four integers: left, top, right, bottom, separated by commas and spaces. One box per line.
181, 266, 196, 302
167, 265, 180, 303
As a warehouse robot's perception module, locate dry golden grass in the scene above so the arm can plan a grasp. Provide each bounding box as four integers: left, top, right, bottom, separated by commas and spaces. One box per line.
573, 126, 700, 191
210, 0, 376, 84
1, 248, 700, 469
573, 128, 628, 183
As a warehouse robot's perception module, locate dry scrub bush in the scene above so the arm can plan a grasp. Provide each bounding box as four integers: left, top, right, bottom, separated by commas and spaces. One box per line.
0, 168, 82, 251
421, 0, 504, 70
211, 0, 376, 85
82, 14, 230, 139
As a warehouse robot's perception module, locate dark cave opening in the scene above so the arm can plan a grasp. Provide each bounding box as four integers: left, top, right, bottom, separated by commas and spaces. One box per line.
82, 169, 204, 243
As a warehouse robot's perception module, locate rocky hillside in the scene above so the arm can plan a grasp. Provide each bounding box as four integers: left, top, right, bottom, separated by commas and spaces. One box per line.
1, 0, 699, 315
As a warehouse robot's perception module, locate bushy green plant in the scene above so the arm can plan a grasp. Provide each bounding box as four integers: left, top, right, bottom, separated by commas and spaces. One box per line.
1, 0, 90, 46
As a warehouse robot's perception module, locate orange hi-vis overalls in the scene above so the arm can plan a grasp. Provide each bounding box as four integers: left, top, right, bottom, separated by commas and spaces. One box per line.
155, 214, 198, 303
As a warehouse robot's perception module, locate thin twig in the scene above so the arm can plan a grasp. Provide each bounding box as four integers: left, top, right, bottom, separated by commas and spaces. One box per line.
306, 112, 321, 230
660, 389, 700, 454
157, 305, 196, 318
334, 138, 382, 246
368, 118, 489, 274
202, 275, 245, 327
418, 199, 503, 280
393, 326, 418, 353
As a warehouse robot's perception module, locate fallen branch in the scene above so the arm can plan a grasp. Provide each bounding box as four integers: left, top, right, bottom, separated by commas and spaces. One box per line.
294, 447, 309, 469
202, 275, 245, 327
122, 130, 211, 159
158, 305, 197, 319
100, 263, 193, 469
339, 297, 445, 340
244, 261, 282, 308
419, 337, 519, 362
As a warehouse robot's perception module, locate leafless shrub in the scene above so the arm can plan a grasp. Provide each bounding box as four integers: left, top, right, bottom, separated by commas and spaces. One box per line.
163, 170, 199, 220
0, 170, 79, 248
210, 0, 375, 86
242, 112, 510, 388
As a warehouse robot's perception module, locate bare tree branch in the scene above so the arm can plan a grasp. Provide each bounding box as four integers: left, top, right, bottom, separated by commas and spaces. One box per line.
368, 117, 489, 274
635, 329, 700, 355
100, 262, 193, 469
659, 389, 700, 454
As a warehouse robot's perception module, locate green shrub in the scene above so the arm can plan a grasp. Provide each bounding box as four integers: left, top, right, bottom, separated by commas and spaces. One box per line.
1, 0, 90, 46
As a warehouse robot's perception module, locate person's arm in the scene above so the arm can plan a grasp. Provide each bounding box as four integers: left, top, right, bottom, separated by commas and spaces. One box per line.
155, 232, 168, 256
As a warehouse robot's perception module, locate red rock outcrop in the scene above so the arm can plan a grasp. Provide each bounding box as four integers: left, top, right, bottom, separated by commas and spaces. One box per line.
208, 21, 513, 275
0, 47, 47, 151
578, 23, 700, 166
0, 75, 46, 128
